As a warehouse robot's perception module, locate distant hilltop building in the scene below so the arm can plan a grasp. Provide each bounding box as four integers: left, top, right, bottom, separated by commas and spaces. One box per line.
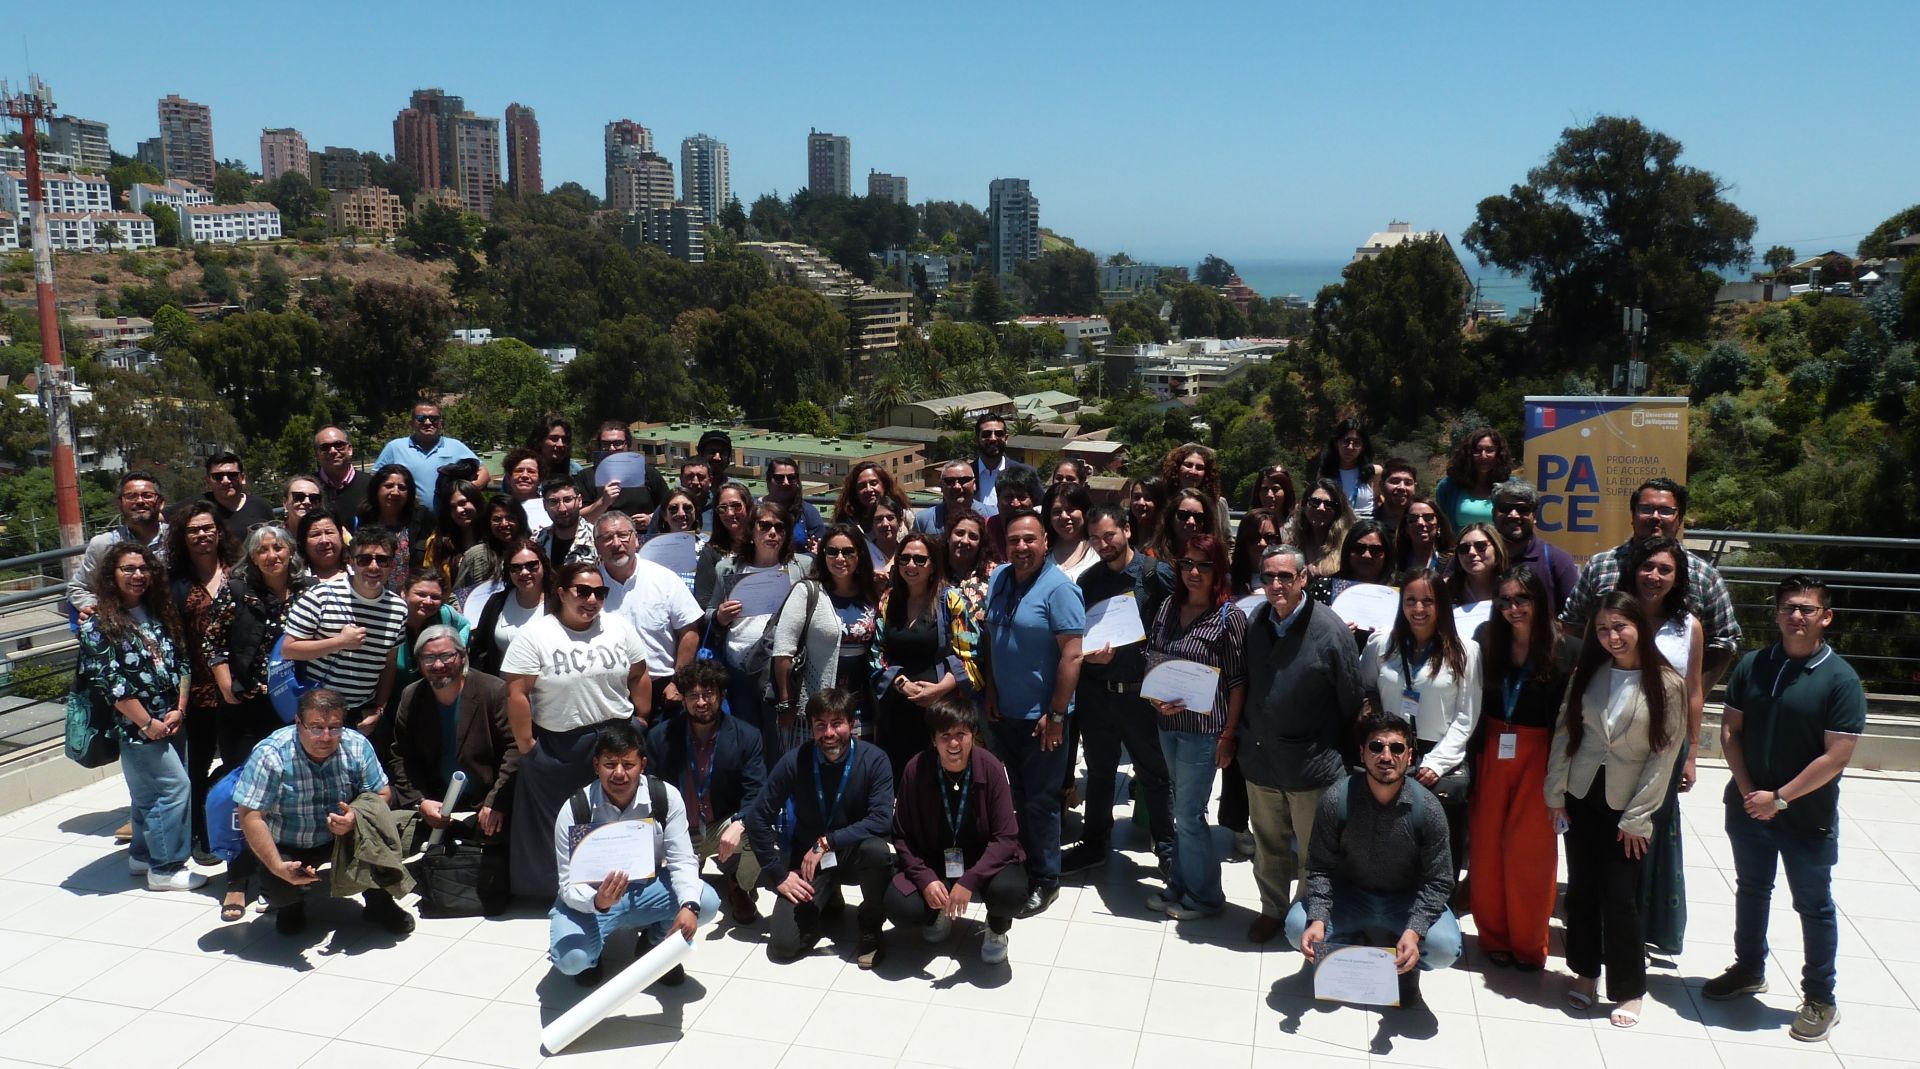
807, 129, 852, 197
606, 120, 672, 211
46, 116, 110, 173
504, 103, 543, 198
157, 94, 215, 187
680, 134, 730, 223
1351, 220, 1470, 292
988, 178, 1041, 277
308, 146, 369, 191
1100, 262, 1162, 294
394, 89, 501, 216
739, 240, 911, 370
259, 127, 308, 183
867, 170, 908, 204
1218, 274, 1258, 313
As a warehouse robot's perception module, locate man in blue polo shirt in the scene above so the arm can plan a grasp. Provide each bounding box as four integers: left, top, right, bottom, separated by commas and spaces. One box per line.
984, 508, 1084, 918
1704, 575, 1865, 1044
374, 399, 489, 508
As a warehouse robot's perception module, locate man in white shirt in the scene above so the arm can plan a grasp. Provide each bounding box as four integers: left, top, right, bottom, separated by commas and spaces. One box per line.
547, 719, 718, 987
594, 512, 702, 711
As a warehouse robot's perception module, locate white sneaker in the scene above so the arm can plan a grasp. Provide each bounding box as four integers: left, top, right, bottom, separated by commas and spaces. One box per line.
147, 868, 208, 893
981, 930, 1010, 964
922, 914, 953, 943
128, 857, 149, 877
1146, 890, 1177, 913
1165, 900, 1221, 921
1234, 832, 1256, 857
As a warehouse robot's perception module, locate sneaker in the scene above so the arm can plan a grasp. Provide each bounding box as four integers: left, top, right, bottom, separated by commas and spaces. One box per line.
274, 902, 308, 936
362, 893, 416, 935
128, 857, 150, 878
855, 931, 885, 970
922, 914, 953, 943
1790, 998, 1838, 1042
1701, 964, 1769, 1001
1146, 890, 1178, 914
1165, 899, 1221, 921
981, 930, 1010, 964
147, 867, 207, 892
1059, 843, 1107, 875
1234, 831, 1257, 857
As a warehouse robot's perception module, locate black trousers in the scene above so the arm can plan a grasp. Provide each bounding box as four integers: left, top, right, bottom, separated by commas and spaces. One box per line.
184, 699, 221, 848
768, 836, 892, 957
255, 841, 398, 910
1076, 683, 1174, 858
1564, 768, 1647, 1001
883, 866, 1028, 934
1218, 756, 1249, 833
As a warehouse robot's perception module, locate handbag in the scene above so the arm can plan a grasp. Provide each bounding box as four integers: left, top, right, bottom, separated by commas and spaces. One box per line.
418, 837, 510, 916
63, 672, 119, 768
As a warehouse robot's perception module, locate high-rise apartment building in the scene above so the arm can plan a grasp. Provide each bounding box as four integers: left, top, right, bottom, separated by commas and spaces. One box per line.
504, 103, 542, 198
807, 128, 851, 197
604, 119, 653, 200
451, 114, 502, 216
135, 138, 164, 173
259, 127, 309, 182
988, 178, 1041, 277
867, 170, 908, 204
609, 153, 675, 213
308, 146, 369, 191
622, 204, 707, 263
680, 134, 729, 224
157, 94, 215, 187
46, 116, 110, 173
393, 88, 465, 194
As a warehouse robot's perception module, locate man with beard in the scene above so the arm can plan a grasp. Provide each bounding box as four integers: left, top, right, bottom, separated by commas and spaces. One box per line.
970, 414, 1034, 519
386, 626, 520, 849
596, 512, 703, 715
1287, 711, 1460, 1007
69, 471, 169, 617
536, 477, 598, 567
647, 661, 767, 924
1488, 479, 1577, 614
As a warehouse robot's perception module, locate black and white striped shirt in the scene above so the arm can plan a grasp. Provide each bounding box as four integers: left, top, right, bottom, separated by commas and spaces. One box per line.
283, 575, 407, 709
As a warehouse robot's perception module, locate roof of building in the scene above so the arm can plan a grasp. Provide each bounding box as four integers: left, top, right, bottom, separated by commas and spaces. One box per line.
3, 170, 107, 185
899, 391, 1013, 414
71, 315, 154, 327
1013, 390, 1080, 409
630, 422, 916, 460
1011, 315, 1110, 326
1887, 234, 1920, 248
1062, 439, 1126, 455
44, 211, 151, 222
183, 201, 281, 216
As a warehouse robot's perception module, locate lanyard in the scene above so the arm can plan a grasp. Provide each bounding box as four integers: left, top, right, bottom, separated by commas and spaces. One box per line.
1399, 640, 1435, 695
686, 725, 716, 809
942, 769, 971, 845
812, 740, 856, 826
1501, 670, 1526, 722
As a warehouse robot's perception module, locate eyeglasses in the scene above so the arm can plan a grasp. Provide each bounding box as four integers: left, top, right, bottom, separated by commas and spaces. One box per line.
1777, 603, 1825, 619
1177, 510, 1206, 524
117, 564, 151, 575
977, 430, 1007, 440
1497, 594, 1533, 608
755, 520, 788, 533
897, 552, 931, 566
565, 584, 610, 600
597, 438, 628, 450
353, 553, 394, 566
769, 474, 798, 484
300, 723, 345, 738
1306, 498, 1335, 511
288, 491, 321, 503
420, 652, 463, 666
1339, 437, 1363, 447
1352, 544, 1387, 558
667, 504, 696, 514
317, 440, 350, 452
1494, 502, 1534, 516
506, 560, 542, 574
823, 546, 860, 559
1457, 541, 1494, 556
1175, 558, 1214, 572
1366, 739, 1409, 756
414, 414, 443, 425
1409, 513, 1438, 526
1261, 570, 1298, 586
1633, 505, 1679, 519
209, 471, 242, 482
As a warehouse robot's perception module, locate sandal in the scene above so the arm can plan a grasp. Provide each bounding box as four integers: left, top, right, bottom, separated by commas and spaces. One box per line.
1610, 1000, 1642, 1029
1566, 978, 1597, 1010
220, 893, 247, 923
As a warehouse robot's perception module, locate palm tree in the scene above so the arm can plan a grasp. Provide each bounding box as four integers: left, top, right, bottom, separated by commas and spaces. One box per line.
936, 406, 971, 433
864, 368, 913, 424
1010, 413, 1042, 437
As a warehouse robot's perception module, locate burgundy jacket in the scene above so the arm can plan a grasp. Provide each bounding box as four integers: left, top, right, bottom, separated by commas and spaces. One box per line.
891, 745, 1025, 896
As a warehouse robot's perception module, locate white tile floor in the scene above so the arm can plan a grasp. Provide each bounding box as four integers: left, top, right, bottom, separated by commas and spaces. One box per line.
2, 763, 1919, 1067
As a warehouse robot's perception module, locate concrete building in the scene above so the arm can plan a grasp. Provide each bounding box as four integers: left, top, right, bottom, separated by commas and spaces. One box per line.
129, 178, 213, 217
621, 204, 706, 263
39, 212, 155, 251
608, 153, 675, 212
3, 171, 113, 217
393, 89, 465, 196
739, 240, 913, 370
604, 119, 653, 198
308, 146, 369, 191
880, 248, 951, 292
680, 134, 729, 224
0, 146, 76, 174
1011, 314, 1112, 358
328, 186, 408, 238
1351, 221, 1471, 293
179, 201, 283, 244
157, 95, 215, 187
988, 178, 1041, 277
867, 170, 908, 204
450, 114, 502, 216
504, 103, 542, 199
135, 138, 164, 173
632, 422, 929, 496
0, 211, 15, 251
807, 128, 851, 197
46, 116, 110, 173
887, 390, 1015, 431
16, 385, 119, 474
1099, 262, 1162, 293
259, 127, 308, 182
71, 316, 155, 345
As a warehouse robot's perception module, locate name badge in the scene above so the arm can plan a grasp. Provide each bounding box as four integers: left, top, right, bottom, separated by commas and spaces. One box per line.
1497, 733, 1517, 761
944, 848, 965, 880
1397, 691, 1421, 722
818, 849, 838, 871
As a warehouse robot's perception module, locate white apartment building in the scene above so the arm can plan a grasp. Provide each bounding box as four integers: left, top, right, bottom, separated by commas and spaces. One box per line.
1, 171, 112, 217
179, 201, 283, 244
0, 146, 78, 174
1011, 314, 1112, 357
42, 211, 157, 250
130, 178, 214, 217
0, 211, 15, 251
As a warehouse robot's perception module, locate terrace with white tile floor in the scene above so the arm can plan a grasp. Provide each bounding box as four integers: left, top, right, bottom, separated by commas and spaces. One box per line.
2, 761, 1918, 1068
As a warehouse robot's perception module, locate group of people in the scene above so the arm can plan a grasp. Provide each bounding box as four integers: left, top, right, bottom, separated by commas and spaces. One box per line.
65, 407, 1864, 1043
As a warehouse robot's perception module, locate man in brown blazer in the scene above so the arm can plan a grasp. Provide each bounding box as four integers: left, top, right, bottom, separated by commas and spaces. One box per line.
387, 624, 521, 844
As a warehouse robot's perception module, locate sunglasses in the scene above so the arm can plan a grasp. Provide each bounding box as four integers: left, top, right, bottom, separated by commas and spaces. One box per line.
941, 477, 975, 487
597, 439, 628, 449
823, 546, 860, 559
413, 414, 442, 425
354, 553, 393, 566
317, 440, 350, 451
209, 471, 243, 482
1175, 558, 1214, 573
755, 520, 788, 532
668, 505, 696, 515
1261, 570, 1298, 585
1366, 740, 1409, 756
1495, 502, 1534, 516
506, 560, 542, 574
769, 474, 798, 484
566, 584, 610, 600
1457, 541, 1494, 556
1497, 594, 1533, 608
1352, 544, 1386, 557
897, 552, 931, 566
1306, 498, 1335, 511
1177, 510, 1206, 523
288, 491, 321, 503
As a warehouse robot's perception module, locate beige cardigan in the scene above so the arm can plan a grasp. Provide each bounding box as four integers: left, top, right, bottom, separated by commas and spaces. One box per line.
1544, 665, 1687, 838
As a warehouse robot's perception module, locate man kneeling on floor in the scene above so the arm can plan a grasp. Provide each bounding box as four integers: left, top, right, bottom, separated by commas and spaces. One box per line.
233, 688, 416, 936
647, 661, 767, 925
746, 689, 895, 968
549, 719, 719, 987
1286, 710, 1460, 1007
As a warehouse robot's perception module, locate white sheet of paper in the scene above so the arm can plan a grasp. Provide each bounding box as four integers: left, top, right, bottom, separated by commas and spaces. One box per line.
1454, 601, 1492, 640
567, 821, 657, 884
1083, 593, 1147, 649
868, 540, 889, 572
729, 571, 792, 617
1235, 592, 1267, 616
1331, 584, 1400, 635
638, 532, 698, 575
1313, 944, 1402, 1006
519, 497, 552, 537
594, 451, 648, 488
459, 578, 504, 616
1140, 658, 1221, 715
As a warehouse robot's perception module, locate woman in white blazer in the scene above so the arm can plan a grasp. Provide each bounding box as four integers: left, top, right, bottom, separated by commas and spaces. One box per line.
1546, 590, 1686, 1030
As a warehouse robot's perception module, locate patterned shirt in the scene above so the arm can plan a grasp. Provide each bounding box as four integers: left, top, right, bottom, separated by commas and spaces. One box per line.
1560, 539, 1741, 652
77, 612, 184, 743
1146, 598, 1248, 734
232, 724, 388, 849
947, 569, 994, 699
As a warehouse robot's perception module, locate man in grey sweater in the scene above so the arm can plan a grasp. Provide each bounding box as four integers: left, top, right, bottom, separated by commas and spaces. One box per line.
1238, 544, 1365, 943
1286, 710, 1460, 1007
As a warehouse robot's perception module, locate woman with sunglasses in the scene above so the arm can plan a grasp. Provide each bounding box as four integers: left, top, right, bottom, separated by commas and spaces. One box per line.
423, 479, 487, 590
1392, 493, 1455, 576
1546, 590, 1685, 1028
695, 482, 756, 608
1246, 464, 1297, 528
872, 531, 977, 778
467, 539, 551, 676
501, 447, 552, 536
1143, 533, 1246, 919
297, 510, 347, 583
1160, 443, 1232, 537
80, 543, 203, 892
1435, 426, 1512, 532
651, 488, 705, 594
1043, 481, 1097, 581
1471, 564, 1575, 970
1361, 567, 1480, 876
772, 523, 883, 752
282, 477, 325, 531
1444, 522, 1510, 633
705, 501, 814, 754
1311, 419, 1380, 519
1309, 520, 1393, 612
1155, 488, 1217, 564
1285, 478, 1355, 579
1229, 508, 1284, 598
354, 463, 432, 583
1122, 476, 1168, 555
205, 523, 313, 919
166, 501, 233, 865
502, 559, 652, 897
1623, 536, 1705, 959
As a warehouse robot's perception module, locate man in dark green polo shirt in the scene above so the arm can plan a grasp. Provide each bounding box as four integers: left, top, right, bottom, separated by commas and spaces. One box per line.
1705, 576, 1865, 1043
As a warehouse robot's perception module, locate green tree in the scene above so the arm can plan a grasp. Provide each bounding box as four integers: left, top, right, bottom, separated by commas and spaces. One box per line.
1309, 236, 1472, 437
143, 203, 180, 247
150, 304, 196, 353
1763, 245, 1797, 274
1195, 254, 1237, 287
105, 155, 163, 205
310, 280, 453, 419
1858, 205, 1920, 259
780, 400, 836, 437
86, 354, 241, 498
200, 261, 242, 304
1016, 247, 1099, 315
563, 315, 688, 429
1464, 116, 1756, 357
440, 338, 573, 449
188, 310, 329, 446
403, 200, 477, 260
968, 273, 1006, 325
717, 197, 748, 238
212, 165, 256, 204
263, 171, 327, 227
250, 257, 291, 313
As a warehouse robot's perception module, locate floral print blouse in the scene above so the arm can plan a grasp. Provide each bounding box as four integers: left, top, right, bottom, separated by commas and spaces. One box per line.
78, 612, 185, 743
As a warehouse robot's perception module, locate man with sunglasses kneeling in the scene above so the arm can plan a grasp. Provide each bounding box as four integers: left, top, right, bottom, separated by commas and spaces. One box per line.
1286, 711, 1460, 1008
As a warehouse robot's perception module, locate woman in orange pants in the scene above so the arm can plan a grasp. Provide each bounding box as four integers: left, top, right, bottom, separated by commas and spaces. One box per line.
1470, 565, 1575, 969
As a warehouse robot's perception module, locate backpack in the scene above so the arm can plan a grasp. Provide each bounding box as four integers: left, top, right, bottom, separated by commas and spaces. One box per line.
63, 668, 119, 768
205, 766, 247, 862
266, 634, 315, 724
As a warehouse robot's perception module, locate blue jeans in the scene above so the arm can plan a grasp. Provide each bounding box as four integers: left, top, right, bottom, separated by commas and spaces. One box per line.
1284, 887, 1462, 971
548, 879, 721, 976
1159, 730, 1223, 911
993, 717, 1068, 890
121, 733, 191, 873
1726, 805, 1840, 1003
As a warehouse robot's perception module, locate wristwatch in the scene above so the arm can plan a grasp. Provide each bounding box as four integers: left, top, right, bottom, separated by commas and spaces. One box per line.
679, 900, 701, 915
1046, 708, 1067, 724
1773, 794, 1790, 811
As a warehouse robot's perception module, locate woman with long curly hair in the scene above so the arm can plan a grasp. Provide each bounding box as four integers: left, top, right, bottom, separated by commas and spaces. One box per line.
1160, 443, 1231, 536
1435, 426, 1513, 532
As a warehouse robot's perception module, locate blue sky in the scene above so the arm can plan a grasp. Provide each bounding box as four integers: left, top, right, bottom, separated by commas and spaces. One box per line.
7, 1, 1910, 267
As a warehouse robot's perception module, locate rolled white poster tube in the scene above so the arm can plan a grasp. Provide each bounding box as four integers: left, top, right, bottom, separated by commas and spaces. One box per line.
540, 932, 696, 1054
427, 771, 467, 848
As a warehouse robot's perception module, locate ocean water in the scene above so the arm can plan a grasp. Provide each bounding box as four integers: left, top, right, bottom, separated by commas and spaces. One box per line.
1219, 257, 1540, 314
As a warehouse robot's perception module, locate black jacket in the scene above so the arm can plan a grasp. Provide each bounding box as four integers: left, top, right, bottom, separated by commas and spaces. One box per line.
1239, 597, 1366, 791
746, 739, 894, 884
647, 714, 767, 829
